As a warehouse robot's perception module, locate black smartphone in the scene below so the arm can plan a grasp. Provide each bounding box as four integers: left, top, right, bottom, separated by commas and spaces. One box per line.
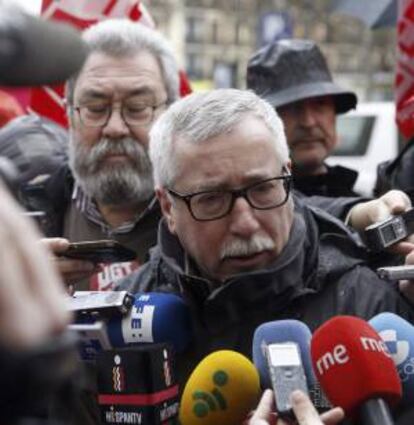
62, 240, 137, 263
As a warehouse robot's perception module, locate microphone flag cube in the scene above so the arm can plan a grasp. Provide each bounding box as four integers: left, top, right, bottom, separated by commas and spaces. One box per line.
97, 344, 179, 424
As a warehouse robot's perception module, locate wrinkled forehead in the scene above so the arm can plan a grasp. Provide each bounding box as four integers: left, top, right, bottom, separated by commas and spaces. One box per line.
171, 117, 285, 189
175, 115, 283, 159
73, 51, 166, 101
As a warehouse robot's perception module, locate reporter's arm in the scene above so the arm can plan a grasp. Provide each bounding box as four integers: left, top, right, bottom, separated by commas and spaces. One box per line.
347, 190, 414, 255
0, 183, 79, 421
0, 183, 71, 349
347, 190, 411, 231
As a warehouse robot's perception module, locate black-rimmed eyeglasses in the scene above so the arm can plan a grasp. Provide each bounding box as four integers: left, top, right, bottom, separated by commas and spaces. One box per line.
167, 173, 292, 221
72, 100, 166, 128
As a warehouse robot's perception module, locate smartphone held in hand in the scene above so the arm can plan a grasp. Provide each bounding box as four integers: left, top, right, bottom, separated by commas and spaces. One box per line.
61, 240, 137, 263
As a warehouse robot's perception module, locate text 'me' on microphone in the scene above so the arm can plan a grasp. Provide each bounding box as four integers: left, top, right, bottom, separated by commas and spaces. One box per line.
311, 315, 401, 425
179, 350, 260, 425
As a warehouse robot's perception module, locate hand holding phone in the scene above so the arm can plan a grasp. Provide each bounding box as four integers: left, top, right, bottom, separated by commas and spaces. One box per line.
265, 342, 309, 418
61, 240, 137, 263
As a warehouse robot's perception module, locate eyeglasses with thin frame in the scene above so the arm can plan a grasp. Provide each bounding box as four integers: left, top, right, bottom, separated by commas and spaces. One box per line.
72, 100, 167, 128
167, 171, 292, 222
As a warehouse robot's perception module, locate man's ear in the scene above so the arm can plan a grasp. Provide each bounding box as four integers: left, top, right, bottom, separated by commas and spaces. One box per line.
156, 187, 176, 234
286, 159, 292, 172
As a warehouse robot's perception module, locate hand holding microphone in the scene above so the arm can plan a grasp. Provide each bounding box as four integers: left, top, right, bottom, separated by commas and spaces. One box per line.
248, 389, 344, 425
347, 190, 414, 255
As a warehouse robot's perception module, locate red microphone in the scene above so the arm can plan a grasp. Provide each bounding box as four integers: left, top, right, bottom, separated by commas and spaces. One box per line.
310, 316, 401, 425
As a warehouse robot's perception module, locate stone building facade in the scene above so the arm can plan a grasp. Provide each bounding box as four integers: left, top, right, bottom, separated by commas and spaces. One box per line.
145, 0, 396, 100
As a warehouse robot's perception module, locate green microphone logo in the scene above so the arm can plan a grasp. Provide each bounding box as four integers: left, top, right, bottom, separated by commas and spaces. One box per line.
192, 370, 228, 418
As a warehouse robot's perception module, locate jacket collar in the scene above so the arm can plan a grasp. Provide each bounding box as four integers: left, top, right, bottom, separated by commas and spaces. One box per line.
157, 213, 318, 330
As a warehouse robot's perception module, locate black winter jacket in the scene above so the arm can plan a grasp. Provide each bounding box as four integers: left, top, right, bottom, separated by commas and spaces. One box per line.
119, 199, 414, 387
293, 164, 359, 197
375, 137, 414, 201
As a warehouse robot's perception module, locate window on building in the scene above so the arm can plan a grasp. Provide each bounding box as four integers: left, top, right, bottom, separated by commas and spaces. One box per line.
214, 62, 237, 88
186, 53, 204, 79
186, 16, 204, 42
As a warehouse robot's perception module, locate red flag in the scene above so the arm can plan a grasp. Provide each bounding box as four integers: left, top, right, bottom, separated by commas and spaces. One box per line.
395, 0, 414, 139
31, 1, 190, 127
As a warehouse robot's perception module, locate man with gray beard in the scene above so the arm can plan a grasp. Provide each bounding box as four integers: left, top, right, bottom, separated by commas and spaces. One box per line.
37, 19, 180, 290
118, 89, 414, 391
70, 135, 154, 207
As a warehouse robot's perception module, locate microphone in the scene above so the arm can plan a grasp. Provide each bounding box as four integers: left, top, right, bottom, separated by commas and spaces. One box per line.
311, 315, 401, 425
370, 312, 414, 405
97, 344, 179, 425
71, 292, 192, 360
0, 4, 87, 86
106, 292, 192, 353
179, 350, 260, 425
252, 319, 330, 409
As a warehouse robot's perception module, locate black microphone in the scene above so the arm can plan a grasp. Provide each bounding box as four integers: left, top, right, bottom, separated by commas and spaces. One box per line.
0, 4, 87, 86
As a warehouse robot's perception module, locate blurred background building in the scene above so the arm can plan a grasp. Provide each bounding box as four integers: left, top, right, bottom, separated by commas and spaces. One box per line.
145, 0, 396, 101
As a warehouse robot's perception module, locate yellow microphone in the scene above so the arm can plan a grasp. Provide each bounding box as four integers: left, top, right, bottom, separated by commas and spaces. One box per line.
179, 350, 260, 425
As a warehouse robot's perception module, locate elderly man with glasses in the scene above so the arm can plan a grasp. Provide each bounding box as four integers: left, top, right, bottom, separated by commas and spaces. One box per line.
119, 89, 414, 387
33, 19, 180, 291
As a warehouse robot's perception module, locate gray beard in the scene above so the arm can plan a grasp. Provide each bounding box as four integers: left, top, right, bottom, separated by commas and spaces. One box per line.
69, 136, 154, 206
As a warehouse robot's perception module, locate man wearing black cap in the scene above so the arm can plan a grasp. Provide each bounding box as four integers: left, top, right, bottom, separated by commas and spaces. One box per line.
247, 39, 358, 197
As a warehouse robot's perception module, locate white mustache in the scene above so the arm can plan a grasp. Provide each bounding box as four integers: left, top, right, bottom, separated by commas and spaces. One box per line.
220, 235, 275, 260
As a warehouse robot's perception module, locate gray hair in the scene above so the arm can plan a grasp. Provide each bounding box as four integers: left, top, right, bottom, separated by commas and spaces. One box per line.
149, 88, 289, 187
65, 19, 180, 107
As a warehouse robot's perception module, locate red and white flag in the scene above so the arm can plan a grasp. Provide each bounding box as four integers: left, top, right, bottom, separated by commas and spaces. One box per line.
395, 0, 414, 139
41, 0, 155, 30
30, 0, 190, 127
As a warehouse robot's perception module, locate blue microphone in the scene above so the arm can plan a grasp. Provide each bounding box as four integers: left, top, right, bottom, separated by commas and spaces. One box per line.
71, 292, 192, 361
369, 312, 414, 405
106, 292, 192, 354
252, 319, 330, 409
